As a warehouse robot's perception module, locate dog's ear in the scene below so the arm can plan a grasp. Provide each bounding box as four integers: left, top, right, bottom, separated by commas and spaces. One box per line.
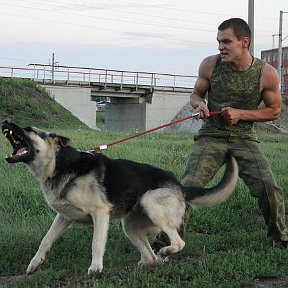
49, 133, 70, 147
58, 135, 70, 147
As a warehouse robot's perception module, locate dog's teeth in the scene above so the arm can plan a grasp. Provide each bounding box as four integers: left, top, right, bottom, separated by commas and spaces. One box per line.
9, 130, 13, 135
3, 129, 9, 137
16, 148, 28, 156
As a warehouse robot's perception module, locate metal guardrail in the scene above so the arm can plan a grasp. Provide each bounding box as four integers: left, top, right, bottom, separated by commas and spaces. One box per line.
0, 64, 197, 91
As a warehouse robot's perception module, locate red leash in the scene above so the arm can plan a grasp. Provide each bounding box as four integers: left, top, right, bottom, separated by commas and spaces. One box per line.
92, 110, 223, 152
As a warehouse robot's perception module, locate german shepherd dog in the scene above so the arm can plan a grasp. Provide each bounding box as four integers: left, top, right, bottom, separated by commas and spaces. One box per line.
2, 120, 238, 275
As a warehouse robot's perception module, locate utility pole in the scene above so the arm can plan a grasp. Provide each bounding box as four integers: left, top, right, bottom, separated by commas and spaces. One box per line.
277, 11, 283, 82
52, 52, 55, 84
248, 0, 254, 55
272, 34, 279, 49
277, 11, 288, 93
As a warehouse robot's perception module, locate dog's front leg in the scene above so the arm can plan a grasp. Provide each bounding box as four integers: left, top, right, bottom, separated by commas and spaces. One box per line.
27, 213, 71, 274
88, 209, 110, 276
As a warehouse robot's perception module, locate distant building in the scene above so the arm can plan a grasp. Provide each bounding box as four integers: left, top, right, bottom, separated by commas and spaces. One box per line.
261, 46, 288, 95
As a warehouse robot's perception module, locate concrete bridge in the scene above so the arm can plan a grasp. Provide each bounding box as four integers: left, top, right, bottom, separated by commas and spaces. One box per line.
0, 64, 197, 131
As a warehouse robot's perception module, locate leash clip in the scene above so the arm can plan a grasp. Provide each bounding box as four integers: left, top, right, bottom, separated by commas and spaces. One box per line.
98, 145, 108, 150
91, 144, 108, 153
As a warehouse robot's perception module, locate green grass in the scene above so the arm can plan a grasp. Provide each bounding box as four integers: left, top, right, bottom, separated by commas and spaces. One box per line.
1, 129, 288, 288
1, 78, 288, 287
0, 78, 86, 129
96, 111, 105, 130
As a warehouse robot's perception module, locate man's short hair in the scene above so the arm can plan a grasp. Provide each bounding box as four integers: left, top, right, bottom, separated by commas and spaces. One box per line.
218, 18, 251, 40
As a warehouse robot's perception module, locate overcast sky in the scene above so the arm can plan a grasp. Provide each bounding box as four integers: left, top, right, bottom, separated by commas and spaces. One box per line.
0, 0, 287, 75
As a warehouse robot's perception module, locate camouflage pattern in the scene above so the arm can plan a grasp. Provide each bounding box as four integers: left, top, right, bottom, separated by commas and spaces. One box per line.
182, 56, 288, 241
181, 136, 288, 241
154, 55, 288, 247
198, 55, 265, 141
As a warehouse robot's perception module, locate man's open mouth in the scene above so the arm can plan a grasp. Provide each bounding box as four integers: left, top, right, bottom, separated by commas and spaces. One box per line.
220, 52, 229, 58
2, 122, 32, 163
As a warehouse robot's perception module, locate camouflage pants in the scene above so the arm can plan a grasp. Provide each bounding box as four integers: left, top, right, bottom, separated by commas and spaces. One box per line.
155, 136, 288, 246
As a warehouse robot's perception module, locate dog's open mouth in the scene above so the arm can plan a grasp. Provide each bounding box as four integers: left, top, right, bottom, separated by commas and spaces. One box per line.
2, 121, 32, 163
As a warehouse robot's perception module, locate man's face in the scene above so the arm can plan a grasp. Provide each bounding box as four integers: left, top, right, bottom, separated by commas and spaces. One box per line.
216, 28, 249, 62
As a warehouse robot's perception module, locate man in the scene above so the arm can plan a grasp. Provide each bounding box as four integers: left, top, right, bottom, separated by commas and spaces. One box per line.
152, 18, 288, 252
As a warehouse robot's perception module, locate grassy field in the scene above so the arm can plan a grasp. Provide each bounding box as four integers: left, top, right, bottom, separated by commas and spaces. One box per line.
0, 78, 86, 129
1, 127, 288, 288
1, 78, 288, 287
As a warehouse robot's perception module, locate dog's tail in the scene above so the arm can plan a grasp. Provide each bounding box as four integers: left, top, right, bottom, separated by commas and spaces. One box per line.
182, 152, 238, 206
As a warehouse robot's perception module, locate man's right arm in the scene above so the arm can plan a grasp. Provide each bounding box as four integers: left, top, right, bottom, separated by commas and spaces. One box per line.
190, 55, 217, 119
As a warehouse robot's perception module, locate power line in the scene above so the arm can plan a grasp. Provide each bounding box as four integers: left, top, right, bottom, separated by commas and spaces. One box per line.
0, 0, 284, 49
0, 2, 219, 34
0, 10, 216, 47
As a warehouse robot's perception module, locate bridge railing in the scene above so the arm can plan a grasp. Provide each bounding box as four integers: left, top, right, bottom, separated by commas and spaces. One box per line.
0, 64, 197, 90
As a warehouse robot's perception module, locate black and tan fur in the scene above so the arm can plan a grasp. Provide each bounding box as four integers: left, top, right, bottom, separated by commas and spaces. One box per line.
2, 120, 238, 275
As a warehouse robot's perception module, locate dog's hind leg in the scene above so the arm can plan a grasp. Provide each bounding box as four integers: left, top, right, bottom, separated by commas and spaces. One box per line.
27, 213, 72, 274
156, 228, 185, 258
122, 214, 158, 266
141, 187, 186, 258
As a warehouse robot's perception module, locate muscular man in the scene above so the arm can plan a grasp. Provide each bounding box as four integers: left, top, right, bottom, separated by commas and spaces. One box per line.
152, 18, 288, 252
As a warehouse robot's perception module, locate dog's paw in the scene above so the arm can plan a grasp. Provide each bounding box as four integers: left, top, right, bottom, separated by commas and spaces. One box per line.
156, 255, 170, 263
137, 258, 158, 266
88, 264, 103, 277
26, 265, 37, 275
26, 259, 41, 275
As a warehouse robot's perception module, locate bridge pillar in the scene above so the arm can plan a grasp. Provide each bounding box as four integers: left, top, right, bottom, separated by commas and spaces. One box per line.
146, 90, 191, 130
43, 86, 97, 129
105, 90, 191, 132
43, 85, 193, 132
105, 97, 146, 131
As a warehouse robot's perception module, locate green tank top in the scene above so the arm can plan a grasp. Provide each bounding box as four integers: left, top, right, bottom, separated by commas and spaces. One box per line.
196, 54, 265, 141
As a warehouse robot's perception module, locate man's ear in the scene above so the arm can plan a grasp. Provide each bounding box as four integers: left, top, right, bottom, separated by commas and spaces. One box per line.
242, 36, 250, 48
